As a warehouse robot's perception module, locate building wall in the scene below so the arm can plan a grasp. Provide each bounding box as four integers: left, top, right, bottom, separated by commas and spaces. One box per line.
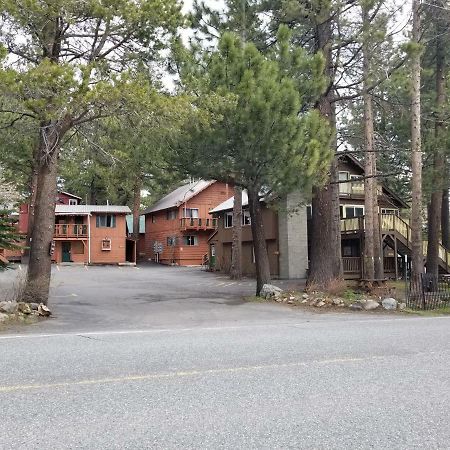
144, 182, 231, 265
52, 213, 127, 264
211, 206, 280, 276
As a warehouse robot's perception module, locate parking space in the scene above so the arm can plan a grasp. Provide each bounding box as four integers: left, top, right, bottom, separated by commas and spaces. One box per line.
0, 263, 309, 334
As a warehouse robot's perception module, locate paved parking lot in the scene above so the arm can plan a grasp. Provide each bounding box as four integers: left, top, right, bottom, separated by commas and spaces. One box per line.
0, 263, 311, 334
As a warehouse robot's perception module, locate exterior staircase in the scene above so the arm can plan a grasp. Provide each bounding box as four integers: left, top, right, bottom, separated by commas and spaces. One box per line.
341, 213, 450, 276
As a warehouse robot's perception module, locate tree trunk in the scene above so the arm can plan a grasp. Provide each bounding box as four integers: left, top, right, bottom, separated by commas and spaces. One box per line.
230, 184, 242, 279
426, 5, 446, 276
372, 155, 384, 280
23, 121, 69, 304
132, 176, 142, 241
23, 143, 40, 258
248, 186, 270, 295
362, 11, 375, 283
410, 0, 424, 278
442, 188, 449, 249
308, 12, 343, 289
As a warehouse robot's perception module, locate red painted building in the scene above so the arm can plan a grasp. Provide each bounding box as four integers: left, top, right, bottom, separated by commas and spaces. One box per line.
143, 181, 231, 266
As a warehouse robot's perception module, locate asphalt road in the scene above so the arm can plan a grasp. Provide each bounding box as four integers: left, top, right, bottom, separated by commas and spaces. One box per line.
1, 265, 449, 449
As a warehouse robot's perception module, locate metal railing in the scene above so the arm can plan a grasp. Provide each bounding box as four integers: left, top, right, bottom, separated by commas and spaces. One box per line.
406, 274, 450, 310
54, 224, 88, 238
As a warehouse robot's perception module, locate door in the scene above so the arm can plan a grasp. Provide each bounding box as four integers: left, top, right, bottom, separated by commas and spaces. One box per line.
62, 242, 71, 262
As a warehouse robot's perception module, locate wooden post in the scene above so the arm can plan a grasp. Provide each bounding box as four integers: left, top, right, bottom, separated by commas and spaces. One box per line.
394, 235, 399, 280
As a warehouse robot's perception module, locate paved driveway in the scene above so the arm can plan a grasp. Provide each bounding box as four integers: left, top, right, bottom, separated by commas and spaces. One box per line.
1, 263, 313, 334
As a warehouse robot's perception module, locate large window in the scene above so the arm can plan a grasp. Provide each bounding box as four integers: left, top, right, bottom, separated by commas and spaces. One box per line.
242, 210, 251, 226
184, 235, 198, 246
68, 199, 78, 205
96, 214, 116, 228
344, 206, 364, 218
225, 211, 251, 228
183, 208, 199, 218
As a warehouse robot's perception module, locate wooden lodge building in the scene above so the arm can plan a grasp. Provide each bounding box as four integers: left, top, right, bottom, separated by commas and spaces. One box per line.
143, 180, 231, 266
207, 155, 450, 279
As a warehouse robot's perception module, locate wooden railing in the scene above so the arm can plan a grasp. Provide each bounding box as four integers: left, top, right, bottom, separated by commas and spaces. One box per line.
54, 224, 87, 238
340, 213, 450, 272
180, 217, 218, 230
343, 257, 361, 273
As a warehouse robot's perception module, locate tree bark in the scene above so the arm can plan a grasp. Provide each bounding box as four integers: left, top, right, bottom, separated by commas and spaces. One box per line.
410, 0, 424, 278
248, 186, 270, 295
442, 188, 449, 249
308, 12, 343, 289
426, 4, 446, 276
372, 155, 384, 280
230, 184, 242, 279
23, 121, 70, 304
24, 148, 39, 258
132, 175, 142, 241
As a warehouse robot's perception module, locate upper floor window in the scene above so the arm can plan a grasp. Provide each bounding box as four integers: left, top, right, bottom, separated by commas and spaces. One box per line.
242, 210, 251, 226
184, 235, 198, 246
183, 208, 199, 219
344, 206, 364, 219
68, 199, 78, 205
225, 212, 233, 228
381, 208, 399, 216
151, 215, 156, 223
166, 210, 177, 220
96, 214, 116, 228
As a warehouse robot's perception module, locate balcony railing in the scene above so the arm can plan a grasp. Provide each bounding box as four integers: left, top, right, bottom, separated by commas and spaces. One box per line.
180, 217, 218, 231
54, 224, 88, 238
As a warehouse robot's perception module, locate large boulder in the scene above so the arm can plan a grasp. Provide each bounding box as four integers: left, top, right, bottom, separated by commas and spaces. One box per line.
0, 301, 18, 314
17, 302, 32, 314
38, 304, 52, 317
349, 302, 365, 311
382, 298, 397, 310
260, 284, 283, 299
363, 300, 380, 311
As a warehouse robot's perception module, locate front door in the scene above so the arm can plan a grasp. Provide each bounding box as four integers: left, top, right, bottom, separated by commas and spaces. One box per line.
62, 242, 71, 262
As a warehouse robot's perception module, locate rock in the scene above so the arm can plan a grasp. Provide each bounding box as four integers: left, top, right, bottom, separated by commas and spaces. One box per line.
260, 284, 283, 299
316, 301, 326, 308
309, 300, 317, 307
38, 304, 52, 317
338, 303, 346, 307
287, 300, 294, 304
18, 302, 32, 314
0, 312, 9, 323
301, 299, 308, 304
302, 293, 309, 300
0, 301, 18, 314
332, 298, 342, 305
29, 303, 39, 311
363, 300, 380, 311
289, 296, 295, 301
382, 298, 397, 310
398, 302, 406, 311
349, 302, 364, 311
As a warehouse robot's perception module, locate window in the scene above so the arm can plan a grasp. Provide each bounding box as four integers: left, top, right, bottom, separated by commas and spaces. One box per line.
69, 199, 78, 205
183, 208, 199, 218
167, 236, 177, 246
339, 172, 350, 194
344, 206, 364, 218
225, 212, 233, 228
381, 208, 399, 216
151, 215, 156, 223
350, 175, 364, 194
101, 239, 111, 251
96, 214, 116, 228
242, 210, 251, 226
166, 210, 177, 220
184, 235, 198, 246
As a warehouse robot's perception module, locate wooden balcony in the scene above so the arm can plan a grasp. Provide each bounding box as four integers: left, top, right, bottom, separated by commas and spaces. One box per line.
54, 224, 88, 239
180, 217, 218, 231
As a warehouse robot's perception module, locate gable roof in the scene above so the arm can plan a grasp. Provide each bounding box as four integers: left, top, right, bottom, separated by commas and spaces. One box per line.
55, 205, 131, 215
210, 191, 249, 213
126, 215, 145, 234
143, 180, 215, 215
338, 153, 409, 209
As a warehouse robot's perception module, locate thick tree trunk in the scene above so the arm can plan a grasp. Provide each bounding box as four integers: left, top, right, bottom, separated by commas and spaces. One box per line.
410, 0, 424, 278
23, 121, 69, 304
308, 13, 343, 289
372, 155, 384, 280
442, 189, 449, 249
132, 176, 142, 241
426, 7, 446, 276
230, 185, 242, 279
248, 186, 270, 295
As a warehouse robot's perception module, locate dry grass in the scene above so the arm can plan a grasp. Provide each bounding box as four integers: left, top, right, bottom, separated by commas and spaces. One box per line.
0, 271, 26, 303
